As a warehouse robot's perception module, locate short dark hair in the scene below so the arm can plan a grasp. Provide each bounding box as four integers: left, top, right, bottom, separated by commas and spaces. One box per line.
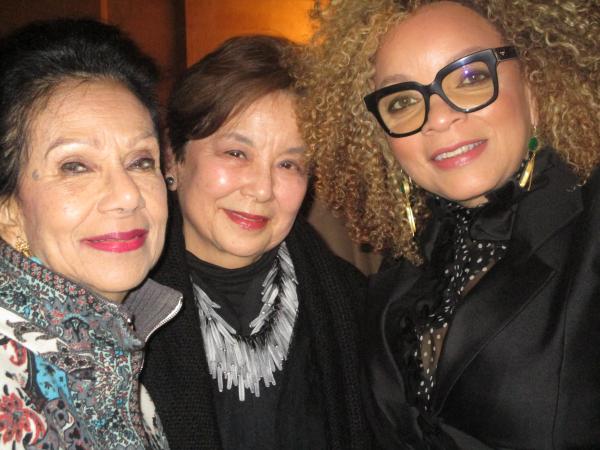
0, 18, 160, 198
168, 35, 299, 161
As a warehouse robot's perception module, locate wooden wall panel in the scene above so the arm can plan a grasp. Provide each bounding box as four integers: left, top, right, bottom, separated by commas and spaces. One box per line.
0, 0, 185, 105
184, 0, 314, 65
105, 0, 186, 103
0, 0, 99, 35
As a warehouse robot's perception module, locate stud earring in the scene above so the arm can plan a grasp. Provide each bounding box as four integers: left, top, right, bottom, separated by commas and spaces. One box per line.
518, 130, 540, 190
400, 172, 417, 236
15, 235, 31, 258
165, 176, 175, 187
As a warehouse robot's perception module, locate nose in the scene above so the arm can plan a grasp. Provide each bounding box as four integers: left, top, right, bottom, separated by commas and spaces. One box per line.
98, 167, 144, 214
241, 163, 275, 203
421, 94, 466, 134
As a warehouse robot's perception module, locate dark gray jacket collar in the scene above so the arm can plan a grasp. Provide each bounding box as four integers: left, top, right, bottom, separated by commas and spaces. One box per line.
124, 278, 182, 343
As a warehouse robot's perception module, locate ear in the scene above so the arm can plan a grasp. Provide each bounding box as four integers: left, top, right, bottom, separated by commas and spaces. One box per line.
0, 195, 25, 247
163, 144, 179, 191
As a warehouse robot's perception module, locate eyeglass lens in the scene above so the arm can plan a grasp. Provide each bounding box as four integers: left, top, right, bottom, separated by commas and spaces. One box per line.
377, 60, 494, 135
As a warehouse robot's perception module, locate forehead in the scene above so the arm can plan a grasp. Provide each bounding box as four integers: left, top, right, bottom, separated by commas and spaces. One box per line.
38, 79, 142, 116
221, 90, 298, 132
29, 79, 152, 136
375, 2, 504, 85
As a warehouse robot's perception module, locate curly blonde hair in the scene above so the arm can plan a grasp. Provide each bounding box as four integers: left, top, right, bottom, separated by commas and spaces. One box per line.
297, 0, 600, 263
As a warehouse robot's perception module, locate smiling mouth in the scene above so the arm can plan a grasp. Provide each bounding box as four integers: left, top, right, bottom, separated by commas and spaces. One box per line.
82, 229, 148, 253
434, 141, 485, 161
225, 210, 269, 230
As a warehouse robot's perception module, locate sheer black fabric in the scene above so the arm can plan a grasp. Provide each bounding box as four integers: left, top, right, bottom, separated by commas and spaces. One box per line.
366, 149, 600, 448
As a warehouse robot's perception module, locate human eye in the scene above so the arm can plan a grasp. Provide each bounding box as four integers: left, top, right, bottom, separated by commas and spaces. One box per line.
225, 149, 247, 159
459, 71, 490, 86
129, 157, 157, 171
279, 160, 303, 172
455, 64, 492, 87
60, 161, 89, 174
386, 93, 420, 114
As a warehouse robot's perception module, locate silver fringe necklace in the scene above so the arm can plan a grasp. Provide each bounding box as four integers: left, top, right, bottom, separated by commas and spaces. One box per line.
192, 242, 298, 401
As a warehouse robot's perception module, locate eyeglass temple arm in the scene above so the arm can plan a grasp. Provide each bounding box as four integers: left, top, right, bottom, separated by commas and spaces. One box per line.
494, 46, 518, 61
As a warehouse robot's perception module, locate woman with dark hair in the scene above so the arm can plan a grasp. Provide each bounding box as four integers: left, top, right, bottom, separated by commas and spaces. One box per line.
0, 19, 179, 448
142, 35, 371, 449
299, 0, 600, 448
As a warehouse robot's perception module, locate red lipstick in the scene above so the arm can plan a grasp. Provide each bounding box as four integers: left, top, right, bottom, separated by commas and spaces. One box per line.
431, 139, 486, 170
225, 210, 269, 230
82, 229, 148, 253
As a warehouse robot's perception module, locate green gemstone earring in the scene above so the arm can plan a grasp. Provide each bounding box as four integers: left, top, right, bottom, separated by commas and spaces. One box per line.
518, 132, 540, 190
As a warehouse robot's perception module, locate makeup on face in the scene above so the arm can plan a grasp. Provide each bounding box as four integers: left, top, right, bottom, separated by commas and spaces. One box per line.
224, 210, 269, 231
12, 80, 167, 302
82, 229, 149, 253
174, 91, 308, 269
374, 2, 535, 207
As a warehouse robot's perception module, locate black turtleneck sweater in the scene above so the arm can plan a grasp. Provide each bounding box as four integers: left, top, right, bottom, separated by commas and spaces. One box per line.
186, 248, 277, 335
142, 199, 374, 450
185, 248, 282, 450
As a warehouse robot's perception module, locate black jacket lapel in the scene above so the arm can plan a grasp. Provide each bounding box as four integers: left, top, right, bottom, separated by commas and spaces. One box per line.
431, 151, 583, 414
430, 252, 554, 413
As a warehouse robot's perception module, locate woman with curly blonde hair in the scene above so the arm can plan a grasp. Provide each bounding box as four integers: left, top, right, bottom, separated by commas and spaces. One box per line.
299, 0, 600, 448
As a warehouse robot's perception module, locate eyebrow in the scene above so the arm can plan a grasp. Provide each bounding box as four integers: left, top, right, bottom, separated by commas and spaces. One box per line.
44, 137, 98, 158
128, 130, 158, 146
44, 129, 157, 158
285, 146, 306, 155
223, 132, 254, 147
378, 45, 489, 88
223, 132, 305, 154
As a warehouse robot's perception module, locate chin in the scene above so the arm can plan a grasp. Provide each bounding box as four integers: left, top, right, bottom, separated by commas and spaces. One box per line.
95, 271, 147, 295
439, 180, 497, 206
229, 247, 263, 260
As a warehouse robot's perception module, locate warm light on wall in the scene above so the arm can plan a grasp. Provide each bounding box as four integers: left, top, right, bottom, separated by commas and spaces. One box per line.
185, 0, 315, 65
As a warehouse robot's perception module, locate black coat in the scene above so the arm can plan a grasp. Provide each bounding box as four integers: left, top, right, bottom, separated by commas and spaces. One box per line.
366, 152, 600, 449
142, 194, 373, 450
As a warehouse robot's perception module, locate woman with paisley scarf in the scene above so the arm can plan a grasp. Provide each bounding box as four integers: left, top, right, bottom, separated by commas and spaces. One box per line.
298, 0, 600, 448
0, 19, 179, 448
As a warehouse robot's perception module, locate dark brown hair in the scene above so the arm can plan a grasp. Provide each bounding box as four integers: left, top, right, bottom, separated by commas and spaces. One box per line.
168, 35, 299, 161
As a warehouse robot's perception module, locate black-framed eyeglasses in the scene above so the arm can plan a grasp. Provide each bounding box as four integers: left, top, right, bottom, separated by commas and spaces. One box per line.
364, 46, 518, 138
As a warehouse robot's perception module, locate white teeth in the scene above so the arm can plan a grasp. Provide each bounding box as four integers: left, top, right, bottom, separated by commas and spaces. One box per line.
434, 141, 482, 161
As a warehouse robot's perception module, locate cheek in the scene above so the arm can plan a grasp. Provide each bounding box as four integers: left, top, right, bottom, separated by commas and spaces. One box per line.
493, 71, 533, 132
276, 177, 308, 218
485, 93, 531, 157
213, 166, 235, 190
143, 179, 168, 225
388, 136, 423, 171
18, 189, 90, 262
146, 190, 168, 259
22, 188, 86, 237
185, 163, 237, 202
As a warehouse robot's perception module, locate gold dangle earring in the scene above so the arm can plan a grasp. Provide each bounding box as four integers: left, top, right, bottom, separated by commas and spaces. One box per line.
400, 172, 417, 236
15, 235, 31, 258
518, 129, 540, 190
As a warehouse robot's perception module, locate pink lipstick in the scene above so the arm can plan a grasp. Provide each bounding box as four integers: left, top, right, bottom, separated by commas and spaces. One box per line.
431, 139, 486, 170
82, 229, 148, 253
225, 210, 269, 230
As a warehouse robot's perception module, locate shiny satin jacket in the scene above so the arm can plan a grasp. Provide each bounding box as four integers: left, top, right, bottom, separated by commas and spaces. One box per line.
365, 150, 600, 449
0, 239, 180, 449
